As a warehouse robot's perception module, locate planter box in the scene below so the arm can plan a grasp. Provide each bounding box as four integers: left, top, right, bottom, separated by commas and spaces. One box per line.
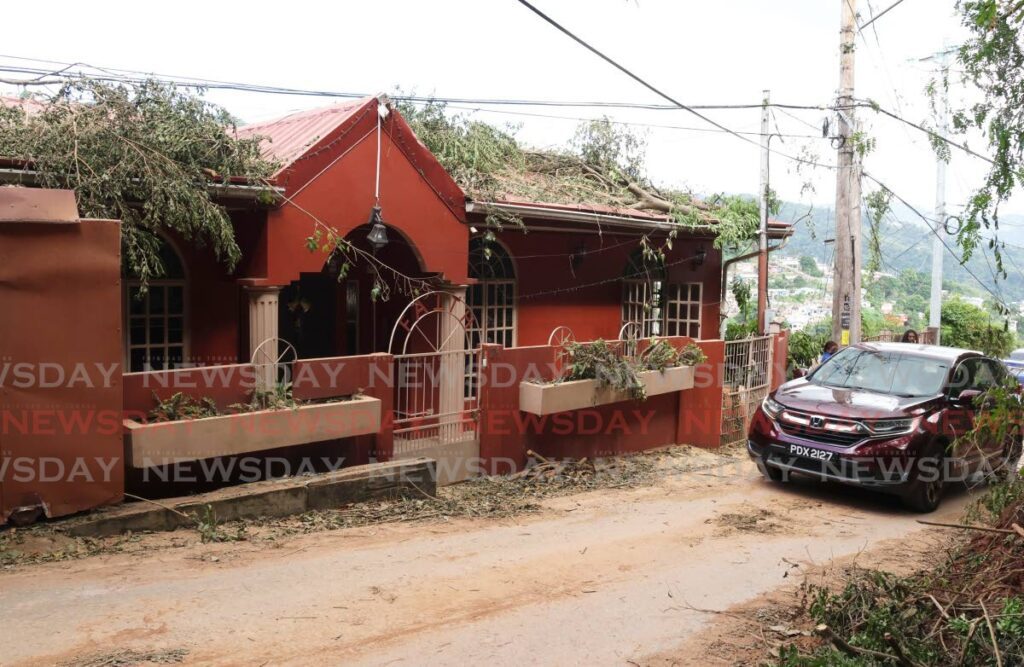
124, 396, 382, 467
519, 366, 695, 416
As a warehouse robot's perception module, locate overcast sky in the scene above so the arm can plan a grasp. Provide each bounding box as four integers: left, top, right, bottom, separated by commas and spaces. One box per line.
0, 0, 1014, 218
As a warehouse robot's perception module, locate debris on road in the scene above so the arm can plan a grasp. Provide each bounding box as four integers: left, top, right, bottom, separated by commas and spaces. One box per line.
0, 444, 743, 567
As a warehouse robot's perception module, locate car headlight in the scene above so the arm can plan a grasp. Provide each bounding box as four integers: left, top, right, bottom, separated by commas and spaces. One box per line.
762, 396, 785, 419
865, 417, 920, 436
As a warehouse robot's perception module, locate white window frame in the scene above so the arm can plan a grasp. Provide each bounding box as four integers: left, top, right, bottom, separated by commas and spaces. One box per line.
124, 239, 189, 372
663, 282, 703, 339
621, 279, 703, 341
466, 238, 517, 349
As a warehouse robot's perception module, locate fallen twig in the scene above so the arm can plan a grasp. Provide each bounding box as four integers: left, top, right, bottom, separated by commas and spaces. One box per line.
916, 519, 1017, 535
980, 600, 1003, 667
123, 492, 195, 522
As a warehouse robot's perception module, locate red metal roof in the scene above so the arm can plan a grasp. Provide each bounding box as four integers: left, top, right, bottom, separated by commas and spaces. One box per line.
0, 95, 47, 115
236, 98, 370, 174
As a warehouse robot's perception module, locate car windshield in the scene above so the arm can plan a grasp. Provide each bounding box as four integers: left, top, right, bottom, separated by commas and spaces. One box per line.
810, 347, 948, 397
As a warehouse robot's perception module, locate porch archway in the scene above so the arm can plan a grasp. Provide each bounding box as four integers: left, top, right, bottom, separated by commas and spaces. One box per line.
278, 222, 435, 358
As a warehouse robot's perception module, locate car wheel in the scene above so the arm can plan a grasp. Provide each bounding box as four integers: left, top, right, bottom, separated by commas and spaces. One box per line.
901, 442, 945, 513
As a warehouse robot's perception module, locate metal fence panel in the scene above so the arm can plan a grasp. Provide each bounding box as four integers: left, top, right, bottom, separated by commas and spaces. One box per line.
721, 335, 774, 445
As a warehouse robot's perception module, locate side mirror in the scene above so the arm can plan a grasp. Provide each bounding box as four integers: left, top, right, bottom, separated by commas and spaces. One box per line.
953, 389, 983, 407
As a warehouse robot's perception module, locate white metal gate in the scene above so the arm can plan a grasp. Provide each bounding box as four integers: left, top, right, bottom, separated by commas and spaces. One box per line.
721, 335, 774, 445
389, 292, 480, 461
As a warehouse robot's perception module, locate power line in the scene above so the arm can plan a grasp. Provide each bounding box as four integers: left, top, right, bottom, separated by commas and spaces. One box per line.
445, 103, 824, 140
863, 170, 1011, 310
0, 57, 837, 113
512, 0, 771, 152
0, 54, 990, 167
859, 0, 909, 31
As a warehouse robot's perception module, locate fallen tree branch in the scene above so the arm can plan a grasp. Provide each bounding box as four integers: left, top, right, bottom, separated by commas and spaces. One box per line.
815, 624, 903, 662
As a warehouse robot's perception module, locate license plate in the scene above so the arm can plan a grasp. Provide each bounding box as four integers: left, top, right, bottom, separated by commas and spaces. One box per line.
788, 444, 834, 462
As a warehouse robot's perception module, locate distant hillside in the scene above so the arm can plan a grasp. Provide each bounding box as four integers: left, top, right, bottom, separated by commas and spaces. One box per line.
773, 201, 1024, 304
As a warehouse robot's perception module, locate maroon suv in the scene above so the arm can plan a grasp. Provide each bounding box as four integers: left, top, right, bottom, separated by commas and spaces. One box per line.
747, 343, 1022, 512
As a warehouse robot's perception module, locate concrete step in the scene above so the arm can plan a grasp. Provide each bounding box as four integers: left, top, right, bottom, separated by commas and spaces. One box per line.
63, 458, 436, 538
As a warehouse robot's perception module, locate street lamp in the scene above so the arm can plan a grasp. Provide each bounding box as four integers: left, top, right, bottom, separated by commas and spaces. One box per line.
366, 206, 388, 251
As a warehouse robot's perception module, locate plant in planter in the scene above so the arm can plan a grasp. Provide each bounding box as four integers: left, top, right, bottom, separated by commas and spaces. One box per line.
563, 339, 646, 401
640, 339, 707, 371
678, 342, 708, 367
147, 392, 221, 423
230, 382, 302, 413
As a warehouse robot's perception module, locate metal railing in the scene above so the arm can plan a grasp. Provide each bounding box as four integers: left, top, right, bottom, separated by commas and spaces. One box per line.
392, 348, 479, 456
721, 335, 774, 446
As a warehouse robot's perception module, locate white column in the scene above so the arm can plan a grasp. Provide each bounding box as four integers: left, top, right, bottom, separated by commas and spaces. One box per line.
438, 286, 467, 444
246, 286, 282, 389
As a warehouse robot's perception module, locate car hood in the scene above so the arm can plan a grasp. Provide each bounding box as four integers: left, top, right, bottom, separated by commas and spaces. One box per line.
773, 378, 936, 419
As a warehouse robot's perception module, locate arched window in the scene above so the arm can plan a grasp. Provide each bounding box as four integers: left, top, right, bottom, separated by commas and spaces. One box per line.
622, 248, 703, 339
124, 239, 188, 372
466, 237, 516, 348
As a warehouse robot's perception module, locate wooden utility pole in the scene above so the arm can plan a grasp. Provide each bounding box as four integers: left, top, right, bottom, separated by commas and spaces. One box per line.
832, 0, 862, 347
758, 90, 771, 334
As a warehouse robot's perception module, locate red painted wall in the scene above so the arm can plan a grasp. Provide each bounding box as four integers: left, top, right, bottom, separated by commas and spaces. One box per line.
489, 228, 723, 347
676, 339, 726, 449
477, 337, 726, 473
264, 129, 470, 287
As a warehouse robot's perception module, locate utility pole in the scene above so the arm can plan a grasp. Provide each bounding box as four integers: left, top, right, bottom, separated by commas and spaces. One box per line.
758, 89, 771, 335
928, 50, 950, 345
832, 0, 862, 347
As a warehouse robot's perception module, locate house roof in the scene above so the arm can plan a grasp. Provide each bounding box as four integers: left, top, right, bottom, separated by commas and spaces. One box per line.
0, 95, 46, 115
236, 99, 368, 174
238, 96, 466, 219
466, 197, 793, 239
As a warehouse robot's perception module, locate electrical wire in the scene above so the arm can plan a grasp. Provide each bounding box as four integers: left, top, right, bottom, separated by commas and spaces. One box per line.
863, 170, 1011, 310
859, 0, 909, 32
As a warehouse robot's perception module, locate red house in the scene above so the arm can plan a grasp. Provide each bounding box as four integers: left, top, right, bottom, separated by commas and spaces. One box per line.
133, 95, 790, 369
1, 94, 793, 523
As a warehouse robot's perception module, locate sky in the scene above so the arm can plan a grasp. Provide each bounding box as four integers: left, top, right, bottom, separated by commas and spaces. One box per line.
0, 0, 1013, 219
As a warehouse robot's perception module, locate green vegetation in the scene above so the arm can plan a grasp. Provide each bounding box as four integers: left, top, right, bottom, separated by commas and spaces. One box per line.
787, 330, 827, 371
559, 338, 706, 401
562, 339, 646, 401
148, 392, 220, 423
0, 79, 277, 287
396, 99, 767, 252
945, 1, 1024, 273
799, 255, 823, 277
773, 200, 1024, 304
941, 298, 1016, 358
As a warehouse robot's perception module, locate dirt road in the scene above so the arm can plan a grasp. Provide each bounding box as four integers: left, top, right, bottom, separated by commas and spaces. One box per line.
0, 454, 975, 666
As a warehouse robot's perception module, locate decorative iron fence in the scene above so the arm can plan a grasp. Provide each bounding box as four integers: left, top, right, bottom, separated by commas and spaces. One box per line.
720, 335, 774, 446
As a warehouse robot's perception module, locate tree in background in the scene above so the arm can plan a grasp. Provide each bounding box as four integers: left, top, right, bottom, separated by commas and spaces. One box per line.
798, 255, 823, 277
940, 298, 1015, 357
0, 79, 277, 287
724, 276, 758, 340
948, 1, 1024, 275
